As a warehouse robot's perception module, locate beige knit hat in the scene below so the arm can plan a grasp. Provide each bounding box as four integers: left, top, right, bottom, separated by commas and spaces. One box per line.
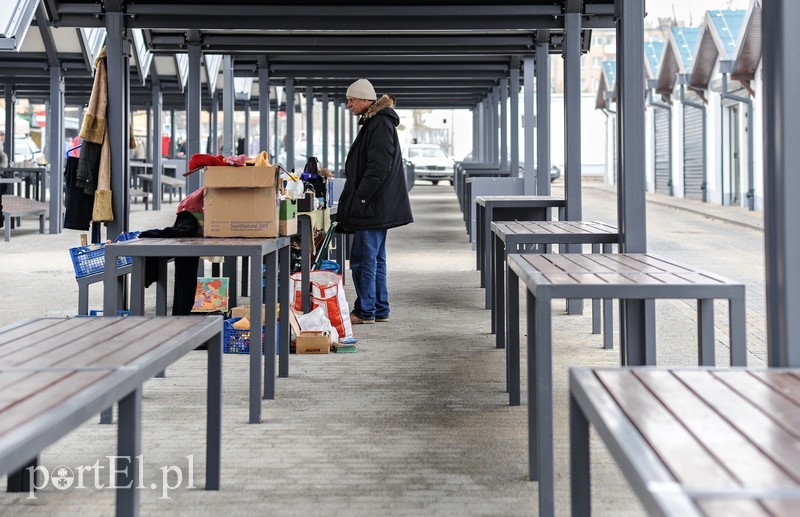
346, 79, 377, 101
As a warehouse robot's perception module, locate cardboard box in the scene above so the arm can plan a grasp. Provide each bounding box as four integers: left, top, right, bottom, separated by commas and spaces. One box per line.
203, 166, 280, 238
288, 308, 331, 354
279, 218, 298, 236
280, 199, 297, 220
295, 330, 331, 354
230, 303, 280, 321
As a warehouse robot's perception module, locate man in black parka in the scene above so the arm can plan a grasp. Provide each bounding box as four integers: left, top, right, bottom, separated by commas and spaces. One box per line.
337, 79, 413, 324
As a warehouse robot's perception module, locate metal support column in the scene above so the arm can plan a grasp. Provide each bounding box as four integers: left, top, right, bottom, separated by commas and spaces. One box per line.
334, 100, 340, 174
321, 94, 329, 167
523, 56, 535, 194
258, 58, 270, 155
48, 66, 64, 232
472, 106, 479, 160
349, 108, 355, 147
169, 109, 175, 158
617, 0, 650, 360
105, 11, 130, 237
186, 32, 202, 192
564, 10, 582, 223
244, 103, 251, 154
763, 0, 800, 366
510, 59, 520, 177
210, 93, 219, 154
500, 77, 508, 171
306, 86, 314, 161
152, 85, 162, 210
491, 87, 500, 164
3, 86, 13, 160
536, 38, 551, 196
222, 55, 234, 156
285, 78, 295, 172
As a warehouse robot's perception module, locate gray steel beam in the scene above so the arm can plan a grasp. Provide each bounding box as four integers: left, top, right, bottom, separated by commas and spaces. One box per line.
222, 55, 235, 156
564, 11, 582, 223
471, 107, 478, 160
617, 0, 647, 253
48, 66, 64, 233
244, 102, 250, 155
152, 85, 162, 210
105, 11, 130, 237
286, 78, 295, 172
536, 39, 551, 196
306, 86, 313, 161
492, 87, 500, 164
258, 58, 270, 156
763, 0, 800, 366
523, 56, 535, 194
35, 4, 59, 67
322, 93, 329, 168
500, 77, 508, 171
509, 58, 520, 177
186, 32, 202, 192
4, 86, 14, 161
334, 100, 340, 174
211, 94, 218, 154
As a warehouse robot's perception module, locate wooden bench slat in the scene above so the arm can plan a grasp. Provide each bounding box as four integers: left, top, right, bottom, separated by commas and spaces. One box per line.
711, 371, 800, 440
748, 371, 800, 406
695, 498, 772, 516
0, 371, 110, 434
595, 370, 740, 488
636, 370, 799, 489
675, 371, 800, 483
0, 319, 87, 360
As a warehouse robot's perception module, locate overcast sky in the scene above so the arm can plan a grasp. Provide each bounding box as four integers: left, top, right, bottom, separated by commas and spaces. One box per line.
645, 0, 751, 25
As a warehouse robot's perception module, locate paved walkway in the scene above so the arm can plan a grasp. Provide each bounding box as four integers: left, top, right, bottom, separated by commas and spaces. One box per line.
0, 184, 767, 515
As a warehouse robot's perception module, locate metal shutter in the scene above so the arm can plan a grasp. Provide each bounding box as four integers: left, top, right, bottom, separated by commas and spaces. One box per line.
653, 109, 671, 195
683, 93, 706, 201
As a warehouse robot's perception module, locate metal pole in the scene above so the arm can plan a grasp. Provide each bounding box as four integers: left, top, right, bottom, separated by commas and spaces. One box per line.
536, 41, 551, 196
152, 85, 162, 210
321, 94, 329, 168
244, 102, 251, 155
169, 109, 175, 158
211, 93, 219, 154
4, 86, 13, 160
186, 32, 202, 192
499, 77, 508, 171
763, 0, 800, 366
258, 59, 270, 156
48, 66, 64, 233
285, 78, 295, 172
510, 58, 520, 177
222, 55, 235, 156
306, 86, 313, 162
334, 100, 340, 174
105, 11, 130, 237
523, 56, 535, 194
564, 11, 582, 223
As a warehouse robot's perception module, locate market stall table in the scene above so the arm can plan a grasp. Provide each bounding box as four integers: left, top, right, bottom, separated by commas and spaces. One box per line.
103, 237, 291, 424
506, 252, 747, 516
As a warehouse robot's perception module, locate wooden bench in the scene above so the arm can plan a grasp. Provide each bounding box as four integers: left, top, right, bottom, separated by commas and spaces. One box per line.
129, 188, 150, 210
570, 367, 800, 516
2, 195, 46, 242
136, 173, 185, 203
0, 316, 223, 516
505, 252, 748, 516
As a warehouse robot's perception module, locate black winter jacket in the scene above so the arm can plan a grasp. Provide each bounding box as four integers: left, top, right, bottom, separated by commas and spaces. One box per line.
336, 95, 413, 233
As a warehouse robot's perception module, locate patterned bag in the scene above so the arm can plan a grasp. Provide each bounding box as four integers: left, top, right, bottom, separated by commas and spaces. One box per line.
290, 270, 354, 340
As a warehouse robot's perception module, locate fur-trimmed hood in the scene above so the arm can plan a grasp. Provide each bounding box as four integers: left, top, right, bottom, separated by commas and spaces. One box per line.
362, 94, 398, 123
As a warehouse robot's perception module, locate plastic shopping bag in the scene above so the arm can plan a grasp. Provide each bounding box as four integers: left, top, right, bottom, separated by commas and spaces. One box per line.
290, 270, 354, 340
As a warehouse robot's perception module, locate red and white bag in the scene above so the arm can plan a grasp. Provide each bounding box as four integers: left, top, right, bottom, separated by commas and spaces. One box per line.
290, 270, 354, 340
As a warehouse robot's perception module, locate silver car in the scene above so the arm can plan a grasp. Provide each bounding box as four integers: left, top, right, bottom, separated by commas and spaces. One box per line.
406, 144, 454, 186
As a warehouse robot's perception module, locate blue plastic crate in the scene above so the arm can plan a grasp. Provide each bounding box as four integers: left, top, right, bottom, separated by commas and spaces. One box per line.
69, 231, 141, 278
223, 318, 280, 354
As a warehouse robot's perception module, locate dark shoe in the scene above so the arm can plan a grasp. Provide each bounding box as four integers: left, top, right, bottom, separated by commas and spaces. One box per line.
375, 316, 390, 323
350, 312, 374, 325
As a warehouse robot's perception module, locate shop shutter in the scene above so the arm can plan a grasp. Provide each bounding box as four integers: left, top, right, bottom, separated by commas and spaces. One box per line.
683, 93, 706, 201
654, 109, 671, 195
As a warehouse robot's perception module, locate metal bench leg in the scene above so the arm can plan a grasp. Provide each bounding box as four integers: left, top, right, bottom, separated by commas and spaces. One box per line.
591, 244, 601, 335
263, 251, 278, 399
241, 256, 249, 297
206, 332, 222, 490
697, 299, 715, 366
532, 294, 554, 516
729, 292, 747, 366
6, 457, 39, 493
507, 267, 520, 406
78, 283, 90, 316
38, 214, 44, 234
279, 245, 290, 378
570, 394, 591, 517
100, 406, 113, 424
117, 388, 142, 516
493, 235, 505, 343
602, 243, 614, 350
4, 214, 10, 241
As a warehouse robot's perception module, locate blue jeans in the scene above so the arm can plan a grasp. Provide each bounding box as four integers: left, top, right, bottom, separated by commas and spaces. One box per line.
350, 229, 389, 320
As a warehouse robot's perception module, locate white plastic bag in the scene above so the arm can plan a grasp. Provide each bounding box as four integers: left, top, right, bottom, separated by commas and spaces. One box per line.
295, 306, 339, 343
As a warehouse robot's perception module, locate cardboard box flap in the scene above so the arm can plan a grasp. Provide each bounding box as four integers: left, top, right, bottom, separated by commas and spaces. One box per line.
204, 165, 278, 188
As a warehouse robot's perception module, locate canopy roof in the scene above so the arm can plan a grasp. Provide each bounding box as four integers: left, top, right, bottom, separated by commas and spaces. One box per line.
0, 1, 616, 110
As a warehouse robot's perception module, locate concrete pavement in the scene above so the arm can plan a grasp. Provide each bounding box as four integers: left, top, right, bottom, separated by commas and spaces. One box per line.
0, 184, 768, 515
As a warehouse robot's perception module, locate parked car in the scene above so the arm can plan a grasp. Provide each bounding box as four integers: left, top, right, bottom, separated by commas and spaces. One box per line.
14, 136, 46, 165
406, 144, 454, 185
